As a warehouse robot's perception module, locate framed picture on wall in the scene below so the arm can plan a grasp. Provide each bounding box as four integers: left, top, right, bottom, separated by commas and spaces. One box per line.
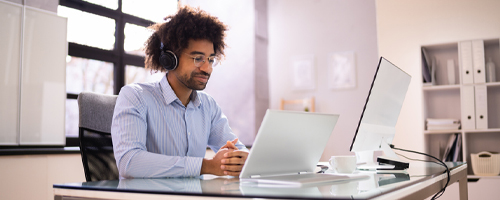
328, 51, 357, 90
291, 54, 316, 91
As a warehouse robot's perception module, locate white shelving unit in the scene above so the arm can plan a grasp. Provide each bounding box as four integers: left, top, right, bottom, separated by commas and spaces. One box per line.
422, 38, 500, 178
0, 1, 67, 145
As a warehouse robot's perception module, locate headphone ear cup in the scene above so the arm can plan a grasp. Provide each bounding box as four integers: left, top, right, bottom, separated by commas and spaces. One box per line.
159, 50, 178, 71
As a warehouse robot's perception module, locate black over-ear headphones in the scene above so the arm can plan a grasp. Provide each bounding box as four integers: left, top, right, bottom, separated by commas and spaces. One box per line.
159, 42, 178, 71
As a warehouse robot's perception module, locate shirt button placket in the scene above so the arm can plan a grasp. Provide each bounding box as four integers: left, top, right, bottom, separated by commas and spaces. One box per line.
185, 109, 191, 155
185, 111, 190, 137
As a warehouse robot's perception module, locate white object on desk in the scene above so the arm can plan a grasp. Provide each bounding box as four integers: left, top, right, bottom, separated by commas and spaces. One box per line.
239, 110, 342, 186
349, 57, 411, 170
329, 156, 357, 173
241, 173, 368, 187
330, 179, 359, 196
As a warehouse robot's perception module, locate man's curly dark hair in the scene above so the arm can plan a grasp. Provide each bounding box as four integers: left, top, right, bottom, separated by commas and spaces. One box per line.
144, 5, 228, 72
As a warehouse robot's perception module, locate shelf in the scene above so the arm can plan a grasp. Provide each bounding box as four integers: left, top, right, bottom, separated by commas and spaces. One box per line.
424, 130, 461, 135
422, 38, 500, 187
422, 83, 500, 90
468, 175, 500, 179
423, 84, 460, 91
425, 129, 500, 134
486, 82, 500, 88
464, 128, 500, 133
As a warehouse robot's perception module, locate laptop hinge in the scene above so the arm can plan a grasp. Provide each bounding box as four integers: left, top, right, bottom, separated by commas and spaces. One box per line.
249, 175, 261, 178
298, 171, 311, 174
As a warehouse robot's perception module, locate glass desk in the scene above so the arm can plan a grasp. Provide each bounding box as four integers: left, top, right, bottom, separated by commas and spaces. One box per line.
54, 162, 468, 200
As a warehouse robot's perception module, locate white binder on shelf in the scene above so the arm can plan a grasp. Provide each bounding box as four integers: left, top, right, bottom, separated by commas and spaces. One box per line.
459, 41, 474, 84
472, 40, 486, 84
474, 85, 488, 129
461, 85, 476, 130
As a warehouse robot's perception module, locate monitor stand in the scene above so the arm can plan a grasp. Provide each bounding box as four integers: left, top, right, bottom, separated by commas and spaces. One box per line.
355, 141, 409, 171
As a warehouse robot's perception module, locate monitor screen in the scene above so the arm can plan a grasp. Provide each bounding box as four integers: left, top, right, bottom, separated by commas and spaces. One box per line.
350, 57, 411, 153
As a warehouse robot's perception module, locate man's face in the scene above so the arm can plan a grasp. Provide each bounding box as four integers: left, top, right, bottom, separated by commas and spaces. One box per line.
172, 39, 215, 91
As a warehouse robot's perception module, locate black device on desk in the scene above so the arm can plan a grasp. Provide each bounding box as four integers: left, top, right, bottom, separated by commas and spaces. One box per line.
377, 157, 409, 170
349, 57, 411, 171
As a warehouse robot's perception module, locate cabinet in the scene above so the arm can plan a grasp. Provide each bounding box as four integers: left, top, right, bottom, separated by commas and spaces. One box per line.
422, 38, 500, 177
0, 1, 67, 145
0, 1, 22, 144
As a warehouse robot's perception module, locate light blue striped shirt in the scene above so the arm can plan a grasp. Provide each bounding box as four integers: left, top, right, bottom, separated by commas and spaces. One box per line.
111, 75, 247, 178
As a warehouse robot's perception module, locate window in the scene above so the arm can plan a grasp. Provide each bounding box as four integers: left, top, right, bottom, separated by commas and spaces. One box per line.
66, 56, 114, 95
58, 0, 178, 145
122, 0, 178, 23
126, 65, 164, 85
58, 6, 116, 50
124, 23, 151, 56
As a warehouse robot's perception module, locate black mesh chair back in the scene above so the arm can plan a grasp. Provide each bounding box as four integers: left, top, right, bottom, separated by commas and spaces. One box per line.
78, 91, 119, 181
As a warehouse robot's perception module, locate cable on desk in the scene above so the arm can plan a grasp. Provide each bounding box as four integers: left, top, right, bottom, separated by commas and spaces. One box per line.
390, 145, 450, 200
396, 153, 443, 165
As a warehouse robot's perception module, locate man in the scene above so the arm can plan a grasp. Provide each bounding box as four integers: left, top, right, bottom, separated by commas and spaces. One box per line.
111, 6, 248, 178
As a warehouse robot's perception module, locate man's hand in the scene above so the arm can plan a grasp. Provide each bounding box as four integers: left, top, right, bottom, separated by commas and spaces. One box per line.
201, 138, 249, 176
219, 138, 239, 151
201, 148, 234, 176
220, 150, 249, 176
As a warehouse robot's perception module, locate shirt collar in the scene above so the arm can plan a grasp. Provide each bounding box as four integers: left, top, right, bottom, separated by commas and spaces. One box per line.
159, 74, 202, 108
189, 88, 201, 108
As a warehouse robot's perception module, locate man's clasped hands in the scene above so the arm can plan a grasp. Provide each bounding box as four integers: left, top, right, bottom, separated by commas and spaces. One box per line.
201, 139, 249, 176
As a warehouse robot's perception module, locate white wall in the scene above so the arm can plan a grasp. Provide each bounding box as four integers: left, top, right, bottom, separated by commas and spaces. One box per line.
181, 0, 267, 145
377, 1, 500, 198
376, 0, 500, 157
268, 0, 379, 161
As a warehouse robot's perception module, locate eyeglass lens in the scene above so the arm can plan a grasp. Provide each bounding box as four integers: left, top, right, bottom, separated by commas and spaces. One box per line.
193, 55, 218, 67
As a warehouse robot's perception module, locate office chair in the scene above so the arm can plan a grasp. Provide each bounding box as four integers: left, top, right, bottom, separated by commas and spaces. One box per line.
279, 97, 315, 112
78, 91, 119, 181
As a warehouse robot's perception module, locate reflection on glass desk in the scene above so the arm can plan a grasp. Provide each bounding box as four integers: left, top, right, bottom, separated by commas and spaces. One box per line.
54, 162, 467, 200
377, 172, 410, 187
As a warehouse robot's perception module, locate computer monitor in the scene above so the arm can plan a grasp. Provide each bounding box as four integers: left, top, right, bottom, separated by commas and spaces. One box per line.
349, 57, 411, 170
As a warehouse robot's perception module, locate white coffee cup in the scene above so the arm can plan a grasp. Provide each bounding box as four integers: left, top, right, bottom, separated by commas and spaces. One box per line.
329, 155, 357, 173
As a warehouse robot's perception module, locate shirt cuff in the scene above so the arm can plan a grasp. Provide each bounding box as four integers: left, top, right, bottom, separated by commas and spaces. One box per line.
185, 156, 203, 177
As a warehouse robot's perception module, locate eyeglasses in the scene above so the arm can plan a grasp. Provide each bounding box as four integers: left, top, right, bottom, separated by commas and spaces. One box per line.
184, 53, 219, 68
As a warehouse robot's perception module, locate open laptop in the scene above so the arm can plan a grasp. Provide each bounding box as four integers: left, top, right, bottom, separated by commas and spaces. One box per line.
239, 110, 367, 187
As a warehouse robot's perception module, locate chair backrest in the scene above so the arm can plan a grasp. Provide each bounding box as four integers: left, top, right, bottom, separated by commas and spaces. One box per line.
279, 97, 315, 112
78, 91, 119, 181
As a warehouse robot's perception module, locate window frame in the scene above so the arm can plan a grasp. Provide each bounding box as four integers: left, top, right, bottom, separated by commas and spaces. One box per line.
60, 0, 161, 146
